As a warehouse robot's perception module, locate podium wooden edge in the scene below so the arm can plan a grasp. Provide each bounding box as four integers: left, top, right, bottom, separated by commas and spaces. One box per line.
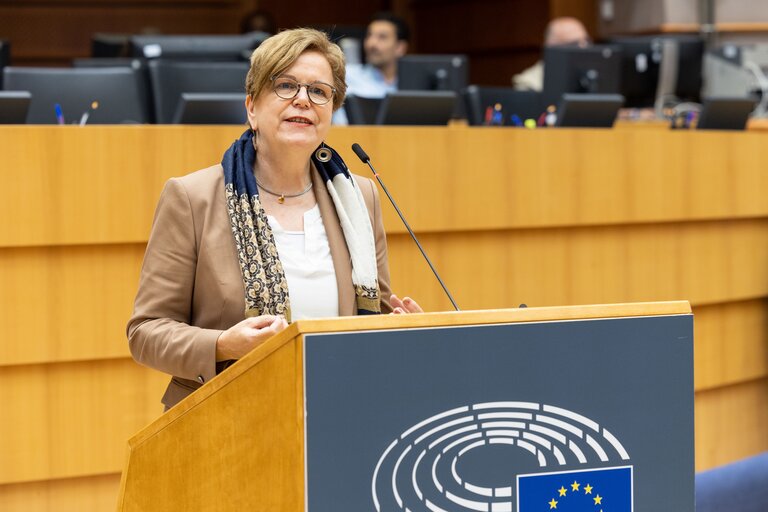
125, 300, 690, 448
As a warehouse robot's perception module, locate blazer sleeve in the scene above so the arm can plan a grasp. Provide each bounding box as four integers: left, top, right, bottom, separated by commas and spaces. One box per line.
362, 177, 393, 314
126, 178, 220, 384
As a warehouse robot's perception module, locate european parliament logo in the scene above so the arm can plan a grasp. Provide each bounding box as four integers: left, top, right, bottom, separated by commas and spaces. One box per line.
372, 401, 633, 512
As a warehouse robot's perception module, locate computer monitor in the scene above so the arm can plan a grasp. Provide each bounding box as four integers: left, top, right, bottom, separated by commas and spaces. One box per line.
0, 40, 10, 89
130, 32, 269, 61
91, 33, 131, 58
555, 93, 625, 128
344, 95, 383, 125
609, 35, 704, 108
398, 54, 468, 118
542, 45, 622, 108
696, 97, 755, 130
147, 60, 249, 123
0, 91, 31, 124
172, 93, 247, 124
398, 54, 468, 93
375, 91, 456, 126
3, 67, 149, 124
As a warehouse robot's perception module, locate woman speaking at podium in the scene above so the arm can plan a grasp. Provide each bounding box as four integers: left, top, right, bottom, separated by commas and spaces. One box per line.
127, 28, 421, 410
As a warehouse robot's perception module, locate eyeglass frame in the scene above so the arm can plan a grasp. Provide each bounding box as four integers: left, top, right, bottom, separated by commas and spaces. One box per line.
269, 75, 337, 105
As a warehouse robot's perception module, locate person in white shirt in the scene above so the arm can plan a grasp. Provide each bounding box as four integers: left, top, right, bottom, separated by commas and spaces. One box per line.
333, 12, 410, 124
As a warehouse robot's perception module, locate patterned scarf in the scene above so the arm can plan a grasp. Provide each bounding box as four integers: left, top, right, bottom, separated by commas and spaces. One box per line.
221, 129, 381, 321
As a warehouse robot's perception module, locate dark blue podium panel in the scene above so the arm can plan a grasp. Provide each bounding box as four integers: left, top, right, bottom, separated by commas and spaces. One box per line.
303, 314, 693, 512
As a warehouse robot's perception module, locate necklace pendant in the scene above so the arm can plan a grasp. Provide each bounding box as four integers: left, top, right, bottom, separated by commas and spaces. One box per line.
278, 195, 285, 204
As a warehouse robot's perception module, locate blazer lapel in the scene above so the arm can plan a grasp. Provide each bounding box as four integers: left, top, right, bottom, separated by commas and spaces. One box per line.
312, 167, 356, 316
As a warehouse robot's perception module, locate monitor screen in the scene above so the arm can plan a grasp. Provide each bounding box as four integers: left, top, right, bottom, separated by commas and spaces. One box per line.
542, 45, 622, 107
398, 54, 468, 118
0, 40, 10, 89
398, 54, 468, 93
130, 32, 268, 61
609, 35, 704, 108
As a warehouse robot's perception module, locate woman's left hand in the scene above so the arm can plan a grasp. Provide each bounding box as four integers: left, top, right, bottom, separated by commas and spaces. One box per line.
390, 294, 424, 314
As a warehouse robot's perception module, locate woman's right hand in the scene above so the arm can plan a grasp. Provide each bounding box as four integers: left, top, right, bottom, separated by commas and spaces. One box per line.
215, 315, 289, 361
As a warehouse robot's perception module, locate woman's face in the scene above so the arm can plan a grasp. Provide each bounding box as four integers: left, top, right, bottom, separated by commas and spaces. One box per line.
246, 51, 335, 153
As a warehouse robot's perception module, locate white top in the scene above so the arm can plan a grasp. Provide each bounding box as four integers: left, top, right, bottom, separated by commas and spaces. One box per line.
267, 204, 339, 320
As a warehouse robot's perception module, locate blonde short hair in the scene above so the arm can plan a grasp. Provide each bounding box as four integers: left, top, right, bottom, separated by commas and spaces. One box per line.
245, 28, 347, 111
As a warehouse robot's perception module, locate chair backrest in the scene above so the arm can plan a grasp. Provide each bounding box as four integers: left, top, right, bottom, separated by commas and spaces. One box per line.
3, 66, 149, 124
696, 452, 768, 512
463, 85, 543, 126
148, 60, 249, 124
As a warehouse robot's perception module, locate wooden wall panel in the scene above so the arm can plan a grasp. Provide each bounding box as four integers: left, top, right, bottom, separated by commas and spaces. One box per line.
693, 300, 768, 391
0, 1, 250, 64
3, 126, 768, 247
386, 219, 768, 313
0, 359, 168, 484
0, 244, 144, 365
0, 474, 120, 512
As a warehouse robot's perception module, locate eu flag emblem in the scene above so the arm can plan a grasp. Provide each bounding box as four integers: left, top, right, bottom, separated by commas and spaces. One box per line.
517, 466, 632, 511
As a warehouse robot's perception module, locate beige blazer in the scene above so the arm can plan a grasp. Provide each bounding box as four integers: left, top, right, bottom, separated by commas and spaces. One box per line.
127, 164, 392, 409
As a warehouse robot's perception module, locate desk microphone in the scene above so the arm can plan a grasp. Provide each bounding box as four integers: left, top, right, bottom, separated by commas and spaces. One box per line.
351, 143, 460, 311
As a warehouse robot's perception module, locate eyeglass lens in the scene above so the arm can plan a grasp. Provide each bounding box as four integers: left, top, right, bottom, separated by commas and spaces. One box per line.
273, 77, 333, 105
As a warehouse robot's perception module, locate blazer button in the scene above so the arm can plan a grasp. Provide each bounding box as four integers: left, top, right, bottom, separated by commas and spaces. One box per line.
197, 375, 205, 384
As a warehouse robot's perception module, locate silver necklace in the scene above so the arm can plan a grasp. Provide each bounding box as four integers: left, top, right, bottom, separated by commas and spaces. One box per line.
255, 176, 313, 204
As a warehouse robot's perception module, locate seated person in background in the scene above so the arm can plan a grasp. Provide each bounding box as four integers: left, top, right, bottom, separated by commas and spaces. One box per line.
512, 17, 591, 91
333, 12, 410, 124
240, 8, 277, 35
127, 28, 421, 410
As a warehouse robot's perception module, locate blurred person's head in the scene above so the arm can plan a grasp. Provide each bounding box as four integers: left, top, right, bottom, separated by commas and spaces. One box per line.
364, 12, 409, 71
545, 17, 590, 48
240, 9, 277, 35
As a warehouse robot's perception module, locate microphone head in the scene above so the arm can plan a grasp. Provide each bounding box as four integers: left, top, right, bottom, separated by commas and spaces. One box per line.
351, 143, 370, 164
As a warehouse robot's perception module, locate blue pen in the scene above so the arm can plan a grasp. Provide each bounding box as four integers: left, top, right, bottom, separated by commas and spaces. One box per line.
54, 103, 65, 125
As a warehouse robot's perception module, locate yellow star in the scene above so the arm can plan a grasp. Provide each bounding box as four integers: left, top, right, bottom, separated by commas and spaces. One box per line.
594, 495, 603, 505
571, 480, 580, 492
584, 484, 593, 494
558, 486, 567, 497
548, 498, 558, 509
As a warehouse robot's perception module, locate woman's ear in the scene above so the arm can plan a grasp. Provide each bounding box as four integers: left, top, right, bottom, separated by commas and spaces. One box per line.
245, 95, 258, 131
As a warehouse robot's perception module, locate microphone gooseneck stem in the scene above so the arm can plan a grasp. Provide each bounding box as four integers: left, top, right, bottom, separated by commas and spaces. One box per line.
351, 143, 460, 311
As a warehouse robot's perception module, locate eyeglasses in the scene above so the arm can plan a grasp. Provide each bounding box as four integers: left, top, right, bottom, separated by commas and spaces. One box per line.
270, 75, 336, 105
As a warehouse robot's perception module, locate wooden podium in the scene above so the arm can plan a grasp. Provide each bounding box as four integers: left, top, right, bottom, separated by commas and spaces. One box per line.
117, 301, 693, 512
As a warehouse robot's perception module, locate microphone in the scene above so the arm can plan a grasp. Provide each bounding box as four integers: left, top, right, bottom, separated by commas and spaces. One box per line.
351, 143, 460, 311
